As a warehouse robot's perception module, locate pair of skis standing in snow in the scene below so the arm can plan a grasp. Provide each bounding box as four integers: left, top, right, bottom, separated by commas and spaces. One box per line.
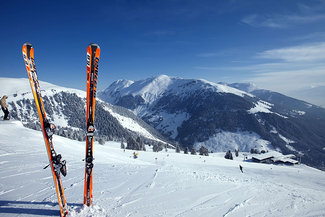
22, 43, 100, 217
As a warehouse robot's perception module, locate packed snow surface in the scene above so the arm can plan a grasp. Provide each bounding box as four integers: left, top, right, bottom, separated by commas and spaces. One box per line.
1, 121, 325, 217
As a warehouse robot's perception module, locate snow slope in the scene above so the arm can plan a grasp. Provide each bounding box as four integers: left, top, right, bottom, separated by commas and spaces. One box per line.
1, 121, 325, 217
0, 77, 164, 143
98, 75, 272, 142
0, 77, 85, 99
100, 75, 253, 105
99, 75, 325, 172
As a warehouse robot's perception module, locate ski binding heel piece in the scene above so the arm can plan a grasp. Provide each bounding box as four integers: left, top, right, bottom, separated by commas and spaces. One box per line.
45, 123, 56, 138
53, 154, 67, 176
60, 160, 67, 177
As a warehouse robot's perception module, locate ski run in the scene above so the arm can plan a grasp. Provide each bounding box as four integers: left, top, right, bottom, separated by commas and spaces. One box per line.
0, 120, 325, 217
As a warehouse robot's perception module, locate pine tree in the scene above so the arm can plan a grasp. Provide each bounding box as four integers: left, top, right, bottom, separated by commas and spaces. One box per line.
99, 137, 105, 145
120, 140, 125, 149
225, 150, 233, 160
199, 146, 209, 156
176, 144, 181, 153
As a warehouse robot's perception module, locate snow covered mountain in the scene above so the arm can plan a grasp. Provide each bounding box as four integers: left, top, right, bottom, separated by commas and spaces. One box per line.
99, 75, 325, 170
0, 77, 167, 147
1, 120, 325, 217
228, 82, 325, 121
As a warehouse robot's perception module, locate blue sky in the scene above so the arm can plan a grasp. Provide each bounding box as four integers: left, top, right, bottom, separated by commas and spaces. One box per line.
1, 0, 325, 106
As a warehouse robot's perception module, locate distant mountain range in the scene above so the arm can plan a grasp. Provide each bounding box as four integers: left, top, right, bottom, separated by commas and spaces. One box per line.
99, 75, 325, 170
0, 78, 167, 148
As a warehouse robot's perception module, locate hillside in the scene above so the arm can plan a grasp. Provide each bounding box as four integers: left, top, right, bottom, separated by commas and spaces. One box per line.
0, 121, 325, 216
99, 75, 325, 171
0, 77, 167, 147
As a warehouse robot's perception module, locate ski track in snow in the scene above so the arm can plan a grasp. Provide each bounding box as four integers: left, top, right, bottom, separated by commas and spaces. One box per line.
0, 121, 325, 217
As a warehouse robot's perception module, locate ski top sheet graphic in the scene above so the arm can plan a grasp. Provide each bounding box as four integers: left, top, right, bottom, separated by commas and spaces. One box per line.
22, 43, 68, 217
84, 43, 100, 206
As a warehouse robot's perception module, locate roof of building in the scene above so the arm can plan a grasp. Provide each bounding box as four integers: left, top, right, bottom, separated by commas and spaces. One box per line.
252, 152, 298, 164
272, 157, 299, 164
252, 153, 276, 161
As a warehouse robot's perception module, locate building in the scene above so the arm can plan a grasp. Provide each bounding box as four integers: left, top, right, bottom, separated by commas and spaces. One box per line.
251, 152, 298, 165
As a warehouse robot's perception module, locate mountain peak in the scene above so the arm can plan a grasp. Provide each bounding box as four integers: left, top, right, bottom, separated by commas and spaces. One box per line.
228, 82, 258, 93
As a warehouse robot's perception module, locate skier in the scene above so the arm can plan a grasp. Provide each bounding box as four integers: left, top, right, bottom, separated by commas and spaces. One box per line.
239, 165, 243, 173
0, 95, 10, 120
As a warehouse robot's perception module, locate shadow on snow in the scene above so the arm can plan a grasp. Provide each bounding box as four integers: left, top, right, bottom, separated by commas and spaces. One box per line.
0, 200, 82, 216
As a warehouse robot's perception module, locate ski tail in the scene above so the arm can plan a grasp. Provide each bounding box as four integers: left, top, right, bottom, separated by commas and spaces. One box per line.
22, 43, 68, 217
84, 43, 100, 206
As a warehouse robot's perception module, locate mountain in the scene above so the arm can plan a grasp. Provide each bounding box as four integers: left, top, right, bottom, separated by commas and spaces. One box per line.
0, 77, 167, 147
1, 120, 325, 216
228, 82, 325, 120
294, 85, 325, 108
99, 75, 325, 170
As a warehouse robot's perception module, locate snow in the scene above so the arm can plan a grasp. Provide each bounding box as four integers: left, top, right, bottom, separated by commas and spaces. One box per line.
135, 75, 173, 103
227, 82, 258, 93
1, 121, 325, 217
248, 100, 273, 114
1, 77, 161, 142
148, 111, 190, 139
101, 75, 254, 105
199, 79, 254, 98
279, 134, 296, 145
102, 105, 163, 143
270, 126, 278, 134
293, 110, 306, 115
195, 130, 272, 152
247, 100, 288, 118
0, 77, 85, 128
279, 134, 297, 152
0, 77, 85, 100
285, 144, 297, 152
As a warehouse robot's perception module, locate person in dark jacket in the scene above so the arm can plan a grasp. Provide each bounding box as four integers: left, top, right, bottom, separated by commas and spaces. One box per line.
0, 95, 10, 120
239, 165, 243, 173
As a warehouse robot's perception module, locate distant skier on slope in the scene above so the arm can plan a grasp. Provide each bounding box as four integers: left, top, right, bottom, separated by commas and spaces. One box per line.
0, 95, 10, 120
239, 165, 243, 173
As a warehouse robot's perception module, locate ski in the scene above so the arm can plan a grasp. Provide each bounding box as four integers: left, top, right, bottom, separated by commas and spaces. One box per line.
22, 43, 68, 217
84, 43, 100, 206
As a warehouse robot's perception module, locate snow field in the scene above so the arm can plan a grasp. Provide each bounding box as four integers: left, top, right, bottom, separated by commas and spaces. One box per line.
0, 121, 325, 217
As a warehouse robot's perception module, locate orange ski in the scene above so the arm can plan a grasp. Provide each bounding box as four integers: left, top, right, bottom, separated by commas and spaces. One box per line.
84, 43, 100, 206
22, 43, 68, 217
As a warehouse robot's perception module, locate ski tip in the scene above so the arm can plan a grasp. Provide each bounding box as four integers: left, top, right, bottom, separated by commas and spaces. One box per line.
23, 42, 33, 47
88, 43, 100, 48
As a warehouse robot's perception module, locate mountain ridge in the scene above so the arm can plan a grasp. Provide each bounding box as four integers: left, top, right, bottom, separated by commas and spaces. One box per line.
99, 75, 325, 170
0, 77, 168, 147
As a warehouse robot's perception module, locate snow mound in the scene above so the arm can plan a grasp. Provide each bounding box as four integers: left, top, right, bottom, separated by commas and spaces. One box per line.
69, 205, 107, 217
